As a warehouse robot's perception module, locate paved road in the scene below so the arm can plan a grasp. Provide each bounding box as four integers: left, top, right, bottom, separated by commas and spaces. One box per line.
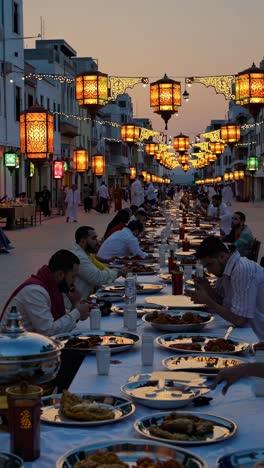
1, 200, 263, 306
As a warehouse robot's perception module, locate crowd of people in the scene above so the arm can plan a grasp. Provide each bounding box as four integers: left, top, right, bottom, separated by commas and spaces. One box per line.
1, 180, 264, 392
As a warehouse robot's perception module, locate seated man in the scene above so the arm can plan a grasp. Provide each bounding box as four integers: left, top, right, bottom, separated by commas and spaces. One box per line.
224, 211, 254, 258
0, 250, 92, 336
195, 197, 210, 217
207, 194, 232, 235
98, 220, 147, 260
187, 236, 264, 340
72, 226, 127, 299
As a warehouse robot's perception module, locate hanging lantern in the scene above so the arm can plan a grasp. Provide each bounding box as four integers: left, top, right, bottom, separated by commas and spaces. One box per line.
210, 142, 225, 155
224, 172, 230, 182
75, 70, 109, 118
145, 142, 158, 155
178, 153, 189, 165
130, 167, 137, 180
92, 154, 105, 176
173, 133, 190, 154
220, 123, 240, 146
29, 162, 34, 177
154, 151, 161, 160
150, 74, 181, 130
121, 124, 140, 143
64, 161, 69, 172
181, 163, 190, 172
246, 156, 259, 173
146, 173, 151, 183
73, 147, 89, 173
235, 63, 264, 120
207, 152, 217, 162
53, 160, 65, 179
20, 103, 54, 160
4, 153, 19, 174
239, 170, 245, 179
233, 170, 240, 181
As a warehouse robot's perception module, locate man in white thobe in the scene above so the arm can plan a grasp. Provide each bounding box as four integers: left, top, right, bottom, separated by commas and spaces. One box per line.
131, 175, 145, 207
207, 194, 232, 235
222, 184, 233, 206
66, 184, 80, 222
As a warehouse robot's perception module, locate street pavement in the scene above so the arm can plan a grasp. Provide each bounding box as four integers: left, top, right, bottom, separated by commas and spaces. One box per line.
1, 200, 264, 307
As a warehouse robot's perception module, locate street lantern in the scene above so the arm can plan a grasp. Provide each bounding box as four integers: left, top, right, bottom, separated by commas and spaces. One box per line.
92, 154, 105, 176
145, 142, 158, 155
73, 147, 89, 173
154, 151, 161, 160
20, 103, 54, 160
75, 70, 109, 119
178, 153, 189, 165
246, 156, 259, 173
53, 160, 65, 179
239, 170, 245, 179
4, 153, 19, 174
220, 123, 240, 147
181, 163, 190, 172
150, 74, 181, 129
235, 63, 264, 120
121, 124, 140, 143
64, 161, 69, 172
210, 142, 225, 155
173, 133, 190, 154
207, 152, 217, 162
130, 167, 136, 179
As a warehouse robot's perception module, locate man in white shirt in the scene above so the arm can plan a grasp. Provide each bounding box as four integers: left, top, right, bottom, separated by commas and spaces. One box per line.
98, 182, 109, 213
98, 220, 147, 260
71, 226, 127, 299
187, 236, 264, 340
207, 194, 232, 235
131, 175, 145, 207
1, 250, 93, 336
145, 181, 156, 205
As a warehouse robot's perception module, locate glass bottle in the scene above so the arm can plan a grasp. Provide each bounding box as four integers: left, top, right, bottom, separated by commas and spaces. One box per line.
179, 224, 185, 240
172, 268, 183, 295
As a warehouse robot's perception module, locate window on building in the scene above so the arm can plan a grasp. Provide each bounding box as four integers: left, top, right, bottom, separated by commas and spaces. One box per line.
15, 86, 21, 122
28, 94, 33, 108
13, 2, 20, 34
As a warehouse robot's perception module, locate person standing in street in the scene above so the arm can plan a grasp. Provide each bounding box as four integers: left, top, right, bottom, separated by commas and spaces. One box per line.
113, 184, 123, 211
82, 183, 93, 213
41, 185, 51, 217
131, 174, 145, 207
65, 184, 80, 223
57, 186, 67, 216
98, 181, 109, 213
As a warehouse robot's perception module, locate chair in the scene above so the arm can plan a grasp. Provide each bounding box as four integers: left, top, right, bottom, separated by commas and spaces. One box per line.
250, 238, 261, 263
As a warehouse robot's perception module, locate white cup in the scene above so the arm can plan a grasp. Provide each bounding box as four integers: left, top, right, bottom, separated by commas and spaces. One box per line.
96, 346, 110, 375
90, 308, 101, 330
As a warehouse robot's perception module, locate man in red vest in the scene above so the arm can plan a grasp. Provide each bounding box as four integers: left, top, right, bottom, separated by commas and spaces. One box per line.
1, 250, 93, 336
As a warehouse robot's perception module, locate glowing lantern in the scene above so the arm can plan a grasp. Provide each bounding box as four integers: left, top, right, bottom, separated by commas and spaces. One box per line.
207, 153, 217, 162
20, 103, 54, 160
178, 153, 189, 165
220, 124, 240, 147
150, 74, 181, 129
141, 171, 147, 180
181, 163, 190, 172
73, 147, 89, 173
75, 70, 109, 118
210, 142, 225, 154
235, 63, 264, 120
233, 170, 240, 181
173, 133, 190, 154
154, 151, 161, 160
121, 124, 140, 143
239, 170, 245, 179
146, 173, 151, 182
92, 154, 105, 176
130, 167, 136, 179
64, 161, 69, 172
145, 142, 158, 155
4, 153, 19, 174
246, 156, 259, 173
53, 160, 65, 179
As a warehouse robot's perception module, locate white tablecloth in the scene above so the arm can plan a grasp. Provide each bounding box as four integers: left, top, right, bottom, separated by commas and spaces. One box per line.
0, 271, 263, 468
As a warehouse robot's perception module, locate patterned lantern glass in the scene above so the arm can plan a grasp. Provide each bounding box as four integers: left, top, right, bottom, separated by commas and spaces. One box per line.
220, 124, 240, 144
210, 142, 225, 154
73, 148, 89, 173
75, 71, 109, 113
150, 74, 181, 129
121, 124, 140, 143
173, 133, 190, 154
92, 154, 105, 176
20, 103, 54, 159
53, 161, 65, 179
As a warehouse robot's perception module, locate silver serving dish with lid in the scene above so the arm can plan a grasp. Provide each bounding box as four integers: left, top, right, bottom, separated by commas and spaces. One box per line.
0, 307, 63, 386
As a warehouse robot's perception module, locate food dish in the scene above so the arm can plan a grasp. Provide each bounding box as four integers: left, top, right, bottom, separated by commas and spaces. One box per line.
216, 448, 264, 468
127, 371, 208, 387
175, 250, 196, 257
145, 295, 205, 309
158, 273, 173, 283
126, 264, 160, 275
142, 310, 214, 333
121, 379, 208, 409
53, 330, 140, 354
134, 411, 237, 446
41, 392, 135, 427
162, 354, 249, 376
155, 333, 250, 355
56, 439, 207, 468
112, 304, 165, 317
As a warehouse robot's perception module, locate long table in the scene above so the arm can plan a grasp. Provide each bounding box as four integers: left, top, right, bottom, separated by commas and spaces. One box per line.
0, 268, 262, 468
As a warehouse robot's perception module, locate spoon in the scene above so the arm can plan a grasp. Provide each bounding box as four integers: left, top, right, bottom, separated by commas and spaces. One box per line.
224, 326, 233, 340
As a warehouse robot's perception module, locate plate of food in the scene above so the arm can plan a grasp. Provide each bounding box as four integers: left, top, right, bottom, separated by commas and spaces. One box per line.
158, 273, 173, 283
155, 333, 250, 355
112, 304, 166, 317
142, 310, 214, 333
41, 390, 135, 427
121, 379, 209, 410
216, 448, 264, 468
56, 438, 207, 467
53, 330, 140, 354
126, 264, 160, 275
127, 371, 208, 386
175, 250, 196, 257
162, 354, 249, 376
134, 411, 237, 446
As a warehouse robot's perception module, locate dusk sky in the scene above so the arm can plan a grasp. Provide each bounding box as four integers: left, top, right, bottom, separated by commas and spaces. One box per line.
23, 0, 264, 142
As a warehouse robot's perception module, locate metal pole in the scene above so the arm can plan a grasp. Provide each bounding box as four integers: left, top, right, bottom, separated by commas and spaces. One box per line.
252, 173, 255, 203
